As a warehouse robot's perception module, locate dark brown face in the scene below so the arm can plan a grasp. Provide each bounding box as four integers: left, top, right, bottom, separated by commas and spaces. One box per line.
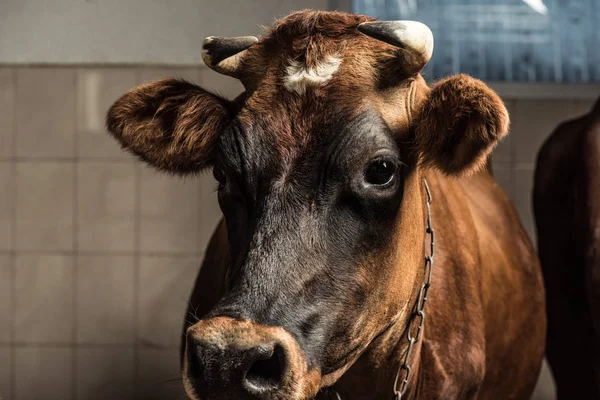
189, 109, 410, 391
105, 10, 509, 400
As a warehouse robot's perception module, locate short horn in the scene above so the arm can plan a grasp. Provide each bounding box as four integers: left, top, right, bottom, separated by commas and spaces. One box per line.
358, 21, 433, 73
201, 36, 258, 78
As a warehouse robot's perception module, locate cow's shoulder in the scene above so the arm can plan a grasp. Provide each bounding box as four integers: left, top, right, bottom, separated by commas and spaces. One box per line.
581, 102, 600, 173
413, 337, 485, 400
535, 99, 600, 194
534, 98, 600, 246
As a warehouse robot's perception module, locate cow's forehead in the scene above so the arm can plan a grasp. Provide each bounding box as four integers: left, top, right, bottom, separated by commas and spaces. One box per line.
233, 76, 420, 159
227, 104, 401, 179
227, 11, 428, 159
239, 11, 400, 96
231, 102, 345, 163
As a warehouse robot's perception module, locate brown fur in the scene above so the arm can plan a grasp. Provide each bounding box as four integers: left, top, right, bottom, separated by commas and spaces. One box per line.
191, 168, 546, 400
104, 10, 545, 400
268, 10, 374, 69
106, 79, 231, 174
414, 74, 509, 176
534, 97, 600, 399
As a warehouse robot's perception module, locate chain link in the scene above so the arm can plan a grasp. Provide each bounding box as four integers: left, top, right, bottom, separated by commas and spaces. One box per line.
316, 387, 342, 400
315, 179, 434, 400
393, 179, 434, 400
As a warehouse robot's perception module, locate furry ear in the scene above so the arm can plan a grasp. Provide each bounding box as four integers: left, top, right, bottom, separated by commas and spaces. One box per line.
413, 74, 509, 176
106, 79, 231, 174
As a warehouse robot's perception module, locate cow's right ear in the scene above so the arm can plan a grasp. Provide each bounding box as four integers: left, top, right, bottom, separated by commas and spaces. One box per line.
412, 74, 509, 176
106, 79, 231, 174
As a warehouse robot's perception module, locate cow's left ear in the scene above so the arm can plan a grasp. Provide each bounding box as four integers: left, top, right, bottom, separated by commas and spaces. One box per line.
412, 74, 509, 176
106, 79, 231, 175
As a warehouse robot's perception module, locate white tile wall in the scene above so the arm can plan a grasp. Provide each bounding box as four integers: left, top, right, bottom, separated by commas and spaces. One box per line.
137, 349, 186, 400
75, 348, 134, 400
14, 255, 75, 344
533, 361, 557, 400
139, 168, 202, 254
198, 68, 244, 100
76, 255, 135, 344
514, 167, 536, 241
0, 68, 14, 160
77, 161, 137, 252
138, 255, 199, 348
513, 100, 586, 164
76, 69, 138, 159
0, 255, 11, 343
2, 66, 223, 399
15, 162, 75, 251
15, 347, 74, 400
0, 347, 10, 400
492, 166, 513, 201
15, 68, 75, 158
139, 68, 201, 86
0, 164, 13, 251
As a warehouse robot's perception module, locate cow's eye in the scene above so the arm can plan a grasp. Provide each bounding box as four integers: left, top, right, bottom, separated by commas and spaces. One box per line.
212, 165, 226, 185
364, 158, 396, 187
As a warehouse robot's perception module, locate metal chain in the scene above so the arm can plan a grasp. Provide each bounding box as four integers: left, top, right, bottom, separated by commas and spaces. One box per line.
316, 179, 434, 400
393, 179, 434, 400
320, 387, 342, 400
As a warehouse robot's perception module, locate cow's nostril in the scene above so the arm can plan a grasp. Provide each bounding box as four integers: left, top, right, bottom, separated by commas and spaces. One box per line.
244, 344, 287, 393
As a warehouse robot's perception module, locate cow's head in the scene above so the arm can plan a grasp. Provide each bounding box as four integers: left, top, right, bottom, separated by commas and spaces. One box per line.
107, 11, 508, 400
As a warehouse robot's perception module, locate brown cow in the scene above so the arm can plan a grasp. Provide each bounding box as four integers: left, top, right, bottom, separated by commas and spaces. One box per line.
534, 98, 600, 399
106, 11, 545, 400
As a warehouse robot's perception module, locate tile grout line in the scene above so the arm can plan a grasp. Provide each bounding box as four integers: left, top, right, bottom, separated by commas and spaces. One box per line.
0, 249, 204, 257
133, 68, 142, 400
2, 157, 136, 162
0, 343, 180, 349
72, 67, 79, 400
9, 65, 17, 400
133, 164, 142, 400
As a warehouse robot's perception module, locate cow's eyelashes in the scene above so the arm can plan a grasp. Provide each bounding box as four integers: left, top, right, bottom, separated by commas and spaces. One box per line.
364, 158, 397, 188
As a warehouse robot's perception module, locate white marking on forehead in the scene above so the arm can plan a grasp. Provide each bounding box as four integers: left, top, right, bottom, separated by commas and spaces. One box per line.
284, 55, 342, 95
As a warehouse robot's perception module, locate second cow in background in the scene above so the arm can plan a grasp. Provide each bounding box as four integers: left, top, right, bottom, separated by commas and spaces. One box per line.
534, 98, 600, 400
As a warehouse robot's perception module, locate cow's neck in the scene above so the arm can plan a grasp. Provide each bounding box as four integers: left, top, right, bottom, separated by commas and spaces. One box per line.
332, 290, 427, 400
333, 173, 433, 400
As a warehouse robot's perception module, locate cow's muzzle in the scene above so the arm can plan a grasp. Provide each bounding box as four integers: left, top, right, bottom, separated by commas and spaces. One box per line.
183, 316, 321, 400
